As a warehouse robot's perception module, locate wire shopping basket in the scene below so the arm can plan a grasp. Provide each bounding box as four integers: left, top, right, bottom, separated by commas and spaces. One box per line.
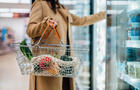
12, 23, 89, 77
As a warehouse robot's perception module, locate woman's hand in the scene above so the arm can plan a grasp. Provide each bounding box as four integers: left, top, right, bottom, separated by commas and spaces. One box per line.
42, 17, 57, 28
49, 19, 57, 28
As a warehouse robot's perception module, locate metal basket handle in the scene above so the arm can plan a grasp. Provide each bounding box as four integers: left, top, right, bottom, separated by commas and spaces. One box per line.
35, 22, 64, 46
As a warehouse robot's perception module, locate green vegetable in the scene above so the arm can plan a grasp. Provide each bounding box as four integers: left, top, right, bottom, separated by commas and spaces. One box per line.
20, 39, 33, 61
60, 55, 74, 75
53, 54, 57, 58
60, 55, 72, 61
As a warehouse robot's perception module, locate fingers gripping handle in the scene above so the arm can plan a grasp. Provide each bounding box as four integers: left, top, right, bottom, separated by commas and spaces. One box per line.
36, 22, 63, 46
41, 23, 50, 38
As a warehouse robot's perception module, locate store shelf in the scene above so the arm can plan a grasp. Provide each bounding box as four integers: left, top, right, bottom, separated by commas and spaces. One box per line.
0, 3, 30, 9
126, 40, 140, 48
119, 73, 140, 89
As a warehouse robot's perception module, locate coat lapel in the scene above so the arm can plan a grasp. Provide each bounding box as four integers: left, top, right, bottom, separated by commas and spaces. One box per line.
57, 8, 69, 22
57, 6, 73, 23
58, 7, 73, 46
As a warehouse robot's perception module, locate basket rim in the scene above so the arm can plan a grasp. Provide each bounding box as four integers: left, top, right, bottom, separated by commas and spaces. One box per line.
11, 43, 89, 51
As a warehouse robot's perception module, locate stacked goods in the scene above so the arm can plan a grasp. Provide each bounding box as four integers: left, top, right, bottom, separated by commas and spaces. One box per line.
128, 14, 140, 40
127, 62, 140, 79
126, 7, 140, 79
126, 10, 140, 62
126, 48, 136, 61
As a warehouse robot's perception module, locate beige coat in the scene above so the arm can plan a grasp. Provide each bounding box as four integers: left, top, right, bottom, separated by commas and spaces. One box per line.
26, 0, 105, 90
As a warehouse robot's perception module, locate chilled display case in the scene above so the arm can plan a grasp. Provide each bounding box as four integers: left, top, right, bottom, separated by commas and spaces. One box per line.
106, 0, 140, 90
93, 0, 106, 90
60, 0, 91, 90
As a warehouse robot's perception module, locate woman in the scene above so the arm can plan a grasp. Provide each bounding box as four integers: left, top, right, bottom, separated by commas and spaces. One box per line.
26, 0, 106, 90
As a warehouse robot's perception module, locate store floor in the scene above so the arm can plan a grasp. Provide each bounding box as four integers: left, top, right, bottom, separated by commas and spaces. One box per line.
0, 52, 29, 90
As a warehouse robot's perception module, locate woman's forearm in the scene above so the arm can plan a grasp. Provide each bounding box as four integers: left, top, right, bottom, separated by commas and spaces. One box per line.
71, 11, 106, 26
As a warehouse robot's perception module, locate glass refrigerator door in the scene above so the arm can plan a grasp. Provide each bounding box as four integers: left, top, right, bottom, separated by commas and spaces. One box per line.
107, 0, 140, 90
60, 0, 91, 90
93, 0, 106, 90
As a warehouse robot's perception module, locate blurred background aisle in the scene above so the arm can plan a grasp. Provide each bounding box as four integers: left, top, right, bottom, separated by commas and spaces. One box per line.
0, 52, 29, 90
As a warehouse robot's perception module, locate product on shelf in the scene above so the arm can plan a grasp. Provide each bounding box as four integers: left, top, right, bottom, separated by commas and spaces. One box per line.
128, 10, 140, 40
129, 22, 140, 28
0, 27, 15, 54
127, 62, 136, 78
126, 48, 136, 61
127, 62, 140, 79
130, 15, 140, 22
128, 30, 140, 40
135, 63, 140, 78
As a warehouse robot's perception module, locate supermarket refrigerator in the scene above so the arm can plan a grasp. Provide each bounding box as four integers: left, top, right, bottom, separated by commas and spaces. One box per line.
93, 0, 106, 90
105, 0, 140, 90
93, 0, 140, 90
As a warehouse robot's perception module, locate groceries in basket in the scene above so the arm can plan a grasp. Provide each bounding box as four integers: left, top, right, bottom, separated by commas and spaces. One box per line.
31, 55, 60, 75
18, 39, 80, 77
20, 40, 33, 61
31, 54, 80, 76
60, 55, 74, 75
13, 22, 85, 77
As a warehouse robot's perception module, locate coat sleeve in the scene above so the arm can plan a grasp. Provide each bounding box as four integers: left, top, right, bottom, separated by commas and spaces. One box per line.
70, 11, 106, 26
26, 1, 50, 39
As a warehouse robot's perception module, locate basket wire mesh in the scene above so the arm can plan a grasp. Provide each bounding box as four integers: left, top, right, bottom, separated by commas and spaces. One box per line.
13, 22, 89, 77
